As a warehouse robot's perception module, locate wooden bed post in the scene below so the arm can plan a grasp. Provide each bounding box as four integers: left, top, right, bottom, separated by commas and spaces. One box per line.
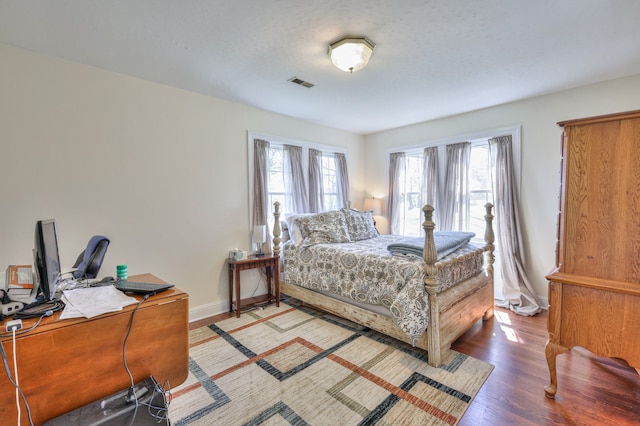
273, 201, 281, 257
484, 203, 495, 277
422, 204, 441, 367
483, 203, 495, 320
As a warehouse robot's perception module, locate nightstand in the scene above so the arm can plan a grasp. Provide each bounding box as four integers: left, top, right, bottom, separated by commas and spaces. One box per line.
227, 254, 280, 317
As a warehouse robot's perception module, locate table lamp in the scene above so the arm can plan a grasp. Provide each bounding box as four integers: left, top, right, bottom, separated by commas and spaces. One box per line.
363, 197, 382, 216
363, 197, 383, 227
253, 225, 266, 257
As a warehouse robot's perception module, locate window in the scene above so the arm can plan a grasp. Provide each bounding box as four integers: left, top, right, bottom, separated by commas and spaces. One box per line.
266, 145, 287, 217
468, 143, 495, 238
389, 127, 520, 240
265, 146, 344, 218
396, 153, 424, 236
395, 142, 493, 237
248, 132, 349, 231
388, 127, 520, 298
321, 154, 341, 211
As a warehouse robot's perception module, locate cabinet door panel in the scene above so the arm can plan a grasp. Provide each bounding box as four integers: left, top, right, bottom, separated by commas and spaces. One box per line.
563, 118, 640, 283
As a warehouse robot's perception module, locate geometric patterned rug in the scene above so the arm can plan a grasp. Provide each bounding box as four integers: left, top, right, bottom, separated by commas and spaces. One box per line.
168, 297, 493, 425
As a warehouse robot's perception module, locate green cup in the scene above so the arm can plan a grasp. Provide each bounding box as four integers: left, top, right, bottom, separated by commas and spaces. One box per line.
116, 264, 128, 281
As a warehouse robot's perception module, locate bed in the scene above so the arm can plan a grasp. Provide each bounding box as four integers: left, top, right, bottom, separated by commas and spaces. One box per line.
271, 202, 495, 367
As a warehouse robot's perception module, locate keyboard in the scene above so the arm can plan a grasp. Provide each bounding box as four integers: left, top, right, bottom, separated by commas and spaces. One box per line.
93, 280, 174, 295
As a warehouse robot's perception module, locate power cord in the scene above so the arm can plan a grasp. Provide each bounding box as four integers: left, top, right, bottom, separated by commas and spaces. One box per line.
250, 269, 265, 299
0, 328, 34, 426
12, 300, 64, 320
136, 378, 172, 423
122, 294, 157, 401
0, 310, 55, 338
120, 292, 172, 423
13, 328, 20, 425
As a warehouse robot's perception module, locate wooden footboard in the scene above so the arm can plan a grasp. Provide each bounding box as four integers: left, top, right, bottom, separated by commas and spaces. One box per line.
280, 272, 493, 355
272, 202, 495, 367
421, 203, 495, 365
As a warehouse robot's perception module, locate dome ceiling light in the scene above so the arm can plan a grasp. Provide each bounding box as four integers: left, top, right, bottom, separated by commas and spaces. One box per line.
327, 36, 376, 73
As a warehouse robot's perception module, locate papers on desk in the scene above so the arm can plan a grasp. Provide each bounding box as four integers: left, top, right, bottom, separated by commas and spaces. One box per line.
60, 285, 138, 319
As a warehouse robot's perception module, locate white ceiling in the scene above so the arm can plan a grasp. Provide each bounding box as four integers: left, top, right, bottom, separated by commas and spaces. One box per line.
1, 1, 640, 135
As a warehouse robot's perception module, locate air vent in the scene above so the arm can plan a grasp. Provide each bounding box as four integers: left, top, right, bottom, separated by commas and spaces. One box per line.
288, 77, 315, 88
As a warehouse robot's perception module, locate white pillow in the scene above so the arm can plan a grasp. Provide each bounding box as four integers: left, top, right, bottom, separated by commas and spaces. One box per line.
285, 213, 314, 246
278, 220, 290, 243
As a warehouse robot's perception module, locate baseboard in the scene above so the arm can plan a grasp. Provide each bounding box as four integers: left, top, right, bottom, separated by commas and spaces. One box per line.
539, 296, 549, 309
188, 300, 228, 323
189, 281, 270, 323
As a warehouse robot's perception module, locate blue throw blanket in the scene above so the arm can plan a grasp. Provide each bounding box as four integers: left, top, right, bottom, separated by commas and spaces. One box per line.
387, 231, 476, 260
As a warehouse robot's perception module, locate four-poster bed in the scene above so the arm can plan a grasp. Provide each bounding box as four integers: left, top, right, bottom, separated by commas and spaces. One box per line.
270, 202, 495, 367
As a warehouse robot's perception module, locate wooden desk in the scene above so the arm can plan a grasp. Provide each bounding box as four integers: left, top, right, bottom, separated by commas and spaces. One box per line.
0, 273, 189, 425
228, 255, 280, 317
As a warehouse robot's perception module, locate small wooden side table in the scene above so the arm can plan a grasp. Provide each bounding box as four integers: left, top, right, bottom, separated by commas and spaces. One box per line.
227, 254, 280, 317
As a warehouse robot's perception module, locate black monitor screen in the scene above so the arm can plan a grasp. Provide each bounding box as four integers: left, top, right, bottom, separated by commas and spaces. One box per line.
33, 219, 61, 300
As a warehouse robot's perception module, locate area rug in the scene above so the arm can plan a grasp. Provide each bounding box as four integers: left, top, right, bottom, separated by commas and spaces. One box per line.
168, 298, 493, 425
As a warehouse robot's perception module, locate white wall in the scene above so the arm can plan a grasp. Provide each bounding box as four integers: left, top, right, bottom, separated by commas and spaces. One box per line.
3, 42, 640, 315
0, 43, 364, 320
363, 74, 640, 302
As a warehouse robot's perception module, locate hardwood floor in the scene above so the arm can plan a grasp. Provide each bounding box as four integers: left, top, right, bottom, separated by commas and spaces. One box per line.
192, 306, 640, 425
453, 308, 640, 425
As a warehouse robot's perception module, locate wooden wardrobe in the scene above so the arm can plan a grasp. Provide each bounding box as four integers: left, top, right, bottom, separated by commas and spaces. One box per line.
545, 110, 640, 399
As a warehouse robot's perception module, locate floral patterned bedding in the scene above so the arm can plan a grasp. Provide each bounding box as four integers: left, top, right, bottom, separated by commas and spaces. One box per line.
282, 234, 486, 344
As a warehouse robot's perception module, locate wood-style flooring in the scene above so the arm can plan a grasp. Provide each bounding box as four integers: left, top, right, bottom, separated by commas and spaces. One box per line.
193, 306, 640, 425
453, 308, 639, 425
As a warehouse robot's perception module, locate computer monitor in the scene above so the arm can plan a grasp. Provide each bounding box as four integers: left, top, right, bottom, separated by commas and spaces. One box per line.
33, 219, 62, 301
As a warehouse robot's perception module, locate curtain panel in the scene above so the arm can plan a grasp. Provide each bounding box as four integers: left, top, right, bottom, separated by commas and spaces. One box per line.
388, 152, 406, 235
336, 152, 350, 208
490, 135, 542, 315
421, 146, 440, 232
442, 142, 471, 231
284, 144, 309, 213
308, 148, 324, 212
252, 138, 270, 252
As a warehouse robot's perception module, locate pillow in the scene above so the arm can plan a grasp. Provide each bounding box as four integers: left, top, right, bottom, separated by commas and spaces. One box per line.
285, 213, 315, 246
297, 210, 351, 245
341, 208, 378, 241
278, 220, 290, 243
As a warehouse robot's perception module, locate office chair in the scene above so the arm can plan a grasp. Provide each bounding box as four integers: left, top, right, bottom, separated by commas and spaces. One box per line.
72, 235, 110, 279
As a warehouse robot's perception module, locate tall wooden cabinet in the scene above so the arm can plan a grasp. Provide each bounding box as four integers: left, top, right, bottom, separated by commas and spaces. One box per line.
545, 110, 640, 399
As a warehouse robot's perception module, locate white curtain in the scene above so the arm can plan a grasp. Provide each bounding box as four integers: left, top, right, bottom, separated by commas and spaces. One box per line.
421, 146, 440, 232
491, 135, 542, 316
388, 152, 406, 235
441, 142, 471, 231
283, 144, 308, 213
308, 148, 324, 212
335, 152, 350, 208
252, 138, 270, 252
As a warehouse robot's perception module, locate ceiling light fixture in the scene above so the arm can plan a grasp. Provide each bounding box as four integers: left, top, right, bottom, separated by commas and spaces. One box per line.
327, 36, 376, 73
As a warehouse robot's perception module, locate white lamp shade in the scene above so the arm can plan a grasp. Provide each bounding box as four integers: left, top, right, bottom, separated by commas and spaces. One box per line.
363, 198, 383, 216
252, 225, 266, 244
328, 36, 375, 73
